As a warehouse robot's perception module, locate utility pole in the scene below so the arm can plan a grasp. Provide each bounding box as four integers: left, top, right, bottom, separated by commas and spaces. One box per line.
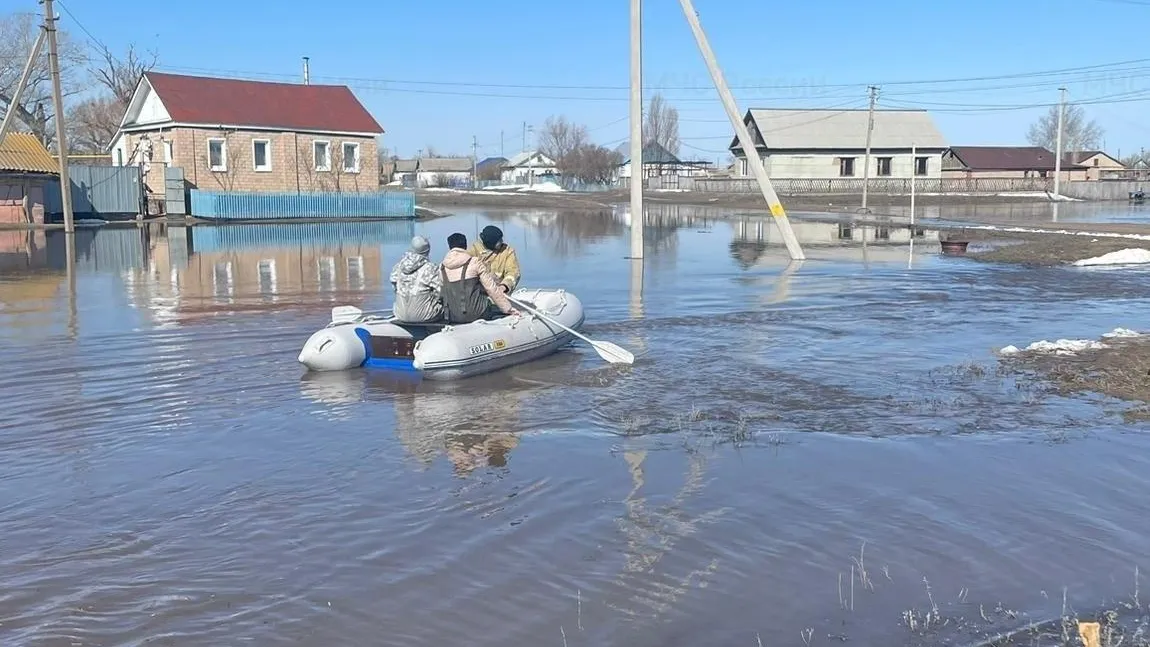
500, 130, 504, 158
0, 30, 45, 145
628, 0, 644, 260
302, 57, 310, 84
471, 135, 478, 188
676, 0, 804, 260
1053, 87, 1066, 200
861, 85, 878, 212
43, 0, 73, 234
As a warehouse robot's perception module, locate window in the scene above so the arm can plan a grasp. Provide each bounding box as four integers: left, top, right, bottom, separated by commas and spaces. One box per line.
258, 259, 277, 295
317, 256, 336, 291
342, 142, 360, 173
212, 261, 234, 298
313, 140, 331, 171
915, 156, 929, 176
163, 141, 173, 165
207, 138, 227, 172
253, 139, 271, 172
837, 223, 852, 240
838, 157, 855, 177
115, 148, 124, 166
876, 226, 890, 240
876, 157, 892, 176
347, 256, 364, 289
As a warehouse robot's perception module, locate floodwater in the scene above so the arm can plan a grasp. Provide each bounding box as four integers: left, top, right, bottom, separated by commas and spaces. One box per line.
2, 205, 1149, 646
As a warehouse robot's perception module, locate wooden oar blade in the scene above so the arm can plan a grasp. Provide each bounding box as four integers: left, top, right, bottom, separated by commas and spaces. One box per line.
592, 341, 635, 365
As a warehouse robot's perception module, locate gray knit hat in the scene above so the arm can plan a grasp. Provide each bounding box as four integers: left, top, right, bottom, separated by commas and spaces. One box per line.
409, 235, 430, 255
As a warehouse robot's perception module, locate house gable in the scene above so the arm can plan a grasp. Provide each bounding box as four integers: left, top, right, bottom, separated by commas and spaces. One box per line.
120, 76, 171, 130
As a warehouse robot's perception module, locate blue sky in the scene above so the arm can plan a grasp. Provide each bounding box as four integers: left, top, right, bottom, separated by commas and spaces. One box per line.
50, 0, 1150, 162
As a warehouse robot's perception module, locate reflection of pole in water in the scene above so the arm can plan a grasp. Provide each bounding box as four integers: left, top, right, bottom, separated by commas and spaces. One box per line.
1052, 201, 1060, 223
629, 258, 643, 319
907, 237, 915, 270
65, 232, 77, 340
768, 259, 803, 304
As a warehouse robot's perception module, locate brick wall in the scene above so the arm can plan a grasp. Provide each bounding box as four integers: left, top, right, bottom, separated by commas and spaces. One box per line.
124, 128, 380, 195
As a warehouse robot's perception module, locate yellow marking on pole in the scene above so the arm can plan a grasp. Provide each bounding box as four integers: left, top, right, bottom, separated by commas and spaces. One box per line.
770, 203, 786, 217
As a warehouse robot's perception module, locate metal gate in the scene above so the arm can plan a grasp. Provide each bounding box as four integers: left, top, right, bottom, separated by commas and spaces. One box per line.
164, 166, 187, 215
44, 165, 144, 219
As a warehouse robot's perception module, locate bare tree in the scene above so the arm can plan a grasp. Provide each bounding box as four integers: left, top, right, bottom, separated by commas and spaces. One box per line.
558, 144, 622, 184
644, 93, 680, 156
91, 44, 157, 104
0, 12, 87, 147
66, 95, 120, 154
297, 141, 362, 192
1026, 104, 1104, 155
537, 115, 588, 162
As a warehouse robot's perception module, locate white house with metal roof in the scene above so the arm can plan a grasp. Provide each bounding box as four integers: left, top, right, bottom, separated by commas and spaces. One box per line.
728, 108, 947, 180
500, 150, 558, 185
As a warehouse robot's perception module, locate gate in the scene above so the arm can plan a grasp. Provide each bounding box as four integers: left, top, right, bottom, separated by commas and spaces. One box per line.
44, 164, 144, 219
164, 166, 187, 215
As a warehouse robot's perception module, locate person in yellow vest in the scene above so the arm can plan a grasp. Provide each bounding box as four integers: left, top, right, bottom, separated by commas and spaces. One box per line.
467, 225, 521, 294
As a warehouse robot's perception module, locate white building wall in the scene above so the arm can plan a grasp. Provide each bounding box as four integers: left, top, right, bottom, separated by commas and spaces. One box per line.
739, 151, 944, 179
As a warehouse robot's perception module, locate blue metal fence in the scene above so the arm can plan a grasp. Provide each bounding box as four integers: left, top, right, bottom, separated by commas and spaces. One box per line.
189, 189, 416, 220
189, 220, 416, 253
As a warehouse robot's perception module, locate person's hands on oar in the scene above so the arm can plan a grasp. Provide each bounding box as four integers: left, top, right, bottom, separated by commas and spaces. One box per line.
507, 296, 634, 365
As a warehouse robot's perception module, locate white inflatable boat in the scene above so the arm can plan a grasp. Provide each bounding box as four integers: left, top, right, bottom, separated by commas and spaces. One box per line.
297, 288, 585, 380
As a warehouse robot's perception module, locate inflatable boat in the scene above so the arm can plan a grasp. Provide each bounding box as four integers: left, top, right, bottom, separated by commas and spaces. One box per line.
297, 288, 585, 380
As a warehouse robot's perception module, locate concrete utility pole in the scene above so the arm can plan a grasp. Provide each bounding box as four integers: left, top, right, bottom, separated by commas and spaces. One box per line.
628, 0, 644, 259
0, 29, 46, 146
861, 85, 878, 212
302, 57, 310, 84
43, 0, 73, 234
676, 0, 804, 260
471, 135, 478, 188
1053, 87, 1066, 200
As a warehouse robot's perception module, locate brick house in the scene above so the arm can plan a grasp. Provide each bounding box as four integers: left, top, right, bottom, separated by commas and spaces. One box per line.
0, 132, 57, 225
109, 72, 384, 198
942, 146, 1087, 181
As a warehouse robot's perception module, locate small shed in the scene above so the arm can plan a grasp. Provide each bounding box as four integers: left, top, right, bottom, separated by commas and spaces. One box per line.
0, 133, 58, 225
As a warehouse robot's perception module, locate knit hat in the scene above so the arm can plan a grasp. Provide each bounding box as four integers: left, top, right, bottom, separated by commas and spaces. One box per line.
480, 225, 503, 250
409, 235, 430, 255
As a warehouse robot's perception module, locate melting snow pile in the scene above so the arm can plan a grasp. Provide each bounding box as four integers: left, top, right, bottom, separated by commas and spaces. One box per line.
998, 328, 1143, 356
1072, 248, 1150, 266
520, 182, 566, 193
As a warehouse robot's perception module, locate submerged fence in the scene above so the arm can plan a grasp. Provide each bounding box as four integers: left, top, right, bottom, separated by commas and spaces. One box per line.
189, 189, 416, 220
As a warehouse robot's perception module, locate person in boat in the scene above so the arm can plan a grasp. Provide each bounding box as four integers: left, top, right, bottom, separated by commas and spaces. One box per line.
388, 235, 444, 323
467, 225, 521, 294
441, 232, 519, 323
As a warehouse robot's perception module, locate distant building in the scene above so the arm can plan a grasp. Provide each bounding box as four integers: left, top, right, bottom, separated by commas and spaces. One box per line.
392, 157, 473, 188
728, 108, 947, 180
942, 146, 1086, 181
0, 132, 58, 225
1063, 150, 1124, 181
500, 151, 557, 185
615, 141, 712, 179
109, 72, 385, 196
475, 156, 507, 181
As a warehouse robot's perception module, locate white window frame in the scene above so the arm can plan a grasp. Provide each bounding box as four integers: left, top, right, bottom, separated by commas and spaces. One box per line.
252, 139, 272, 172
257, 258, 278, 295
162, 140, 173, 165
313, 140, 331, 172
207, 138, 227, 172
342, 142, 361, 173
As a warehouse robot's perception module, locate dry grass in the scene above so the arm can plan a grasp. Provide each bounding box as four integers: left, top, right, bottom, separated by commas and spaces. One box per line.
967, 235, 1150, 267
999, 336, 1150, 421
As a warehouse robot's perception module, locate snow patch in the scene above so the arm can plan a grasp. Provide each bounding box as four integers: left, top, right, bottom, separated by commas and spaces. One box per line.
1072, 248, 1150, 267
520, 182, 566, 193
998, 328, 1142, 356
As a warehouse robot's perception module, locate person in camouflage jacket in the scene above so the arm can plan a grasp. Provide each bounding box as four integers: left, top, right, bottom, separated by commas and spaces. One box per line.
389, 235, 444, 323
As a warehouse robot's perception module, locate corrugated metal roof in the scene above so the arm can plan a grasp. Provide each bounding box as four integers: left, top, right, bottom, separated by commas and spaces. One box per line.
0, 133, 59, 175
738, 108, 948, 150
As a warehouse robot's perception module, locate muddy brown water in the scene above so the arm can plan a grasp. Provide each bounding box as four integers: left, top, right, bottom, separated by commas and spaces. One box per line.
2, 206, 1150, 646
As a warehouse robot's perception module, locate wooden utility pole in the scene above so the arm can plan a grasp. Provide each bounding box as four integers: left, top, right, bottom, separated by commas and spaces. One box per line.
861, 85, 878, 212
43, 0, 74, 233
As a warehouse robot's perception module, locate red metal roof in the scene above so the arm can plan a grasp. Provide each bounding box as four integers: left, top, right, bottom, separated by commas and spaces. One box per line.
144, 72, 384, 134
947, 146, 1081, 171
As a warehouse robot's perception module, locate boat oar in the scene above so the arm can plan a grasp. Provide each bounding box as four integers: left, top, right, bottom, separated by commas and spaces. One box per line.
507, 295, 635, 365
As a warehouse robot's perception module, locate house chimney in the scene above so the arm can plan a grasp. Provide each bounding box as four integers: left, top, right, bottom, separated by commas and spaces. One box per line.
302, 57, 310, 85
